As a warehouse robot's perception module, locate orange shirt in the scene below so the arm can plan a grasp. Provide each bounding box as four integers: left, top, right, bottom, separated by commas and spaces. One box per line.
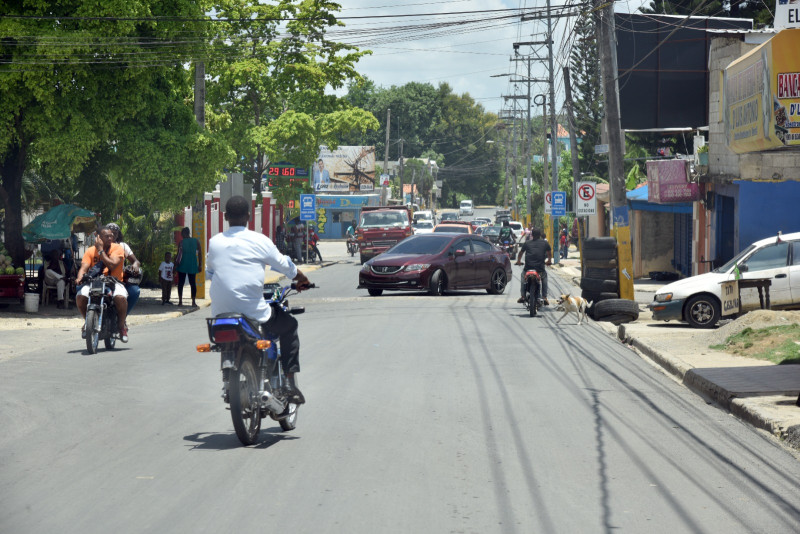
82, 243, 125, 282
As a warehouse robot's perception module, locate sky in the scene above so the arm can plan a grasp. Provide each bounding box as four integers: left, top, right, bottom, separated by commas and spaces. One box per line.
331, 0, 647, 116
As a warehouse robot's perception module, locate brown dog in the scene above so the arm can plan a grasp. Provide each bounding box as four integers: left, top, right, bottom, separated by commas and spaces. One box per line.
555, 294, 591, 325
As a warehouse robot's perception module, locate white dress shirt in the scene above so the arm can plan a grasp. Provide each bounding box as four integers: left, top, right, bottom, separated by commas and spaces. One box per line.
206, 226, 298, 323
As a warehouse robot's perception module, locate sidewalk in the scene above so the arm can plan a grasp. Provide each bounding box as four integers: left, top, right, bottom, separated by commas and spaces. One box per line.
552, 250, 800, 452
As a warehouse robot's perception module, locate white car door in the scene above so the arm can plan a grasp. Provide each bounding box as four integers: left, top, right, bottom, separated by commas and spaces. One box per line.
738, 241, 792, 309
790, 240, 800, 305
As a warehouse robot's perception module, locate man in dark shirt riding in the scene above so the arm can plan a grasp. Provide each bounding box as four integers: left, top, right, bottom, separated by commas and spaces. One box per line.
515, 228, 552, 304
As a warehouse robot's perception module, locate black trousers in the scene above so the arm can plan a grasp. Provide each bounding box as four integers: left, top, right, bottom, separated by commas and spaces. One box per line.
177, 272, 196, 301
262, 304, 300, 374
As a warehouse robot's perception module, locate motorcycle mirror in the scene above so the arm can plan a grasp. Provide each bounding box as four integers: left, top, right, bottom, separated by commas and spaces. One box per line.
289, 307, 305, 315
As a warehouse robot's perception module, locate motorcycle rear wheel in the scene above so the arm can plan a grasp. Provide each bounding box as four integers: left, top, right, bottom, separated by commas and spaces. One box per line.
230, 353, 262, 445
529, 282, 539, 317
86, 310, 99, 354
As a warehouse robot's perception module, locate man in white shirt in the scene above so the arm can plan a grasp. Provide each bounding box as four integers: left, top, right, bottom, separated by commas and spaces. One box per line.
206, 195, 312, 404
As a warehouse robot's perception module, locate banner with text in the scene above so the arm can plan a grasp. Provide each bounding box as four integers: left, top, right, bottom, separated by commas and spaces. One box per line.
313, 146, 376, 192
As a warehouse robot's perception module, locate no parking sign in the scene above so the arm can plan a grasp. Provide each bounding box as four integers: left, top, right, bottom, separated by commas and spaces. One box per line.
576, 182, 596, 216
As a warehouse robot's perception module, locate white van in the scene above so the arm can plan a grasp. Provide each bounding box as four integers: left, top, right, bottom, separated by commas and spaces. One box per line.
459, 200, 474, 216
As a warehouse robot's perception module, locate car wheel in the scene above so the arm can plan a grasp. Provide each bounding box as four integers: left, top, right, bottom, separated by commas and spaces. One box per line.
684, 294, 721, 329
429, 270, 446, 296
368, 288, 383, 297
487, 268, 507, 295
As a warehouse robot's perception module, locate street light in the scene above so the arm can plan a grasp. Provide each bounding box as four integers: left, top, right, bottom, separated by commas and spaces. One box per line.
431, 183, 439, 212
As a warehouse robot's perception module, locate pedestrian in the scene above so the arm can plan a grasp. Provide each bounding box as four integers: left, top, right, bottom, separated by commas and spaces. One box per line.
176, 227, 201, 307
44, 249, 68, 308
158, 251, 174, 305
292, 223, 305, 264
308, 224, 323, 263
275, 224, 286, 254
560, 228, 569, 259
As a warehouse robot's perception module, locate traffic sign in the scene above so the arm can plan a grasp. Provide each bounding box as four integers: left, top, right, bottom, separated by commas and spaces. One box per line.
544, 191, 552, 214
551, 191, 566, 217
299, 194, 316, 221
576, 181, 597, 216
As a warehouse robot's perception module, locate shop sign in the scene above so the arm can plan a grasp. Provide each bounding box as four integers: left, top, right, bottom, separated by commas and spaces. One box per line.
723, 29, 800, 153
646, 160, 701, 203
775, 0, 800, 30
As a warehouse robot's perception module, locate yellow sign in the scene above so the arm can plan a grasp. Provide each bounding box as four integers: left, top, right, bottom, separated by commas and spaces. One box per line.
724, 29, 800, 153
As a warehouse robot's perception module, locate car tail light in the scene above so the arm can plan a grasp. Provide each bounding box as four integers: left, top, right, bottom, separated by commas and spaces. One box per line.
212, 329, 240, 343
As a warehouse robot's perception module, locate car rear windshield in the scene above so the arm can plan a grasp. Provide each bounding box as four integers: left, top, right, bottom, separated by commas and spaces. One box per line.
387, 235, 451, 255
483, 227, 500, 236
361, 211, 409, 228
434, 225, 469, 234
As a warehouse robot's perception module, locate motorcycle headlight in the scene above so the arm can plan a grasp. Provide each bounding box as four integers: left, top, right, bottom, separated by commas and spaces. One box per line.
655, 293, 673, 302
404, 264, 430, 272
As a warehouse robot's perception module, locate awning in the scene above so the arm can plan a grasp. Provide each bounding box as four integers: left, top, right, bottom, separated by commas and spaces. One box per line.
22, 204, 97, 243
627, 185, 692, 214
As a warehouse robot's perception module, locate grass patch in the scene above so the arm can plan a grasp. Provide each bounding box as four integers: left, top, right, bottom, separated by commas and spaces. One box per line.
711, 324, 800, 364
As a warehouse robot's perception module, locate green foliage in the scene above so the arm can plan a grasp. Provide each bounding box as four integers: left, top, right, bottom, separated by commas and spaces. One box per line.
117, 211, 179, 287
711, 324, 800, 364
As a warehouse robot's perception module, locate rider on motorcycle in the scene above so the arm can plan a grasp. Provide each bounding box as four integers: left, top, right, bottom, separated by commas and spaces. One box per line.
206, 195, 312, 404
515, 227, 552, 305
106, 222, 141, 313
499, 220, 516, 253
75, 226, 129, 342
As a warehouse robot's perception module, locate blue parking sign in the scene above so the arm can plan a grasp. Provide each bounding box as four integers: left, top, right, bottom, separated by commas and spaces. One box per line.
551, 191, 566, 217
300, 194, 316, 221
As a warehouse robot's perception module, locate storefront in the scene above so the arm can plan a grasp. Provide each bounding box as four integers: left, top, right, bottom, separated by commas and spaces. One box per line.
315, 194, 380, 239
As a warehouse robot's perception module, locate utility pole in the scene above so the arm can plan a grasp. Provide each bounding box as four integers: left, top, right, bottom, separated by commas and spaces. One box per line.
545, 0, 560, 263
398, 138, 404, 206
563, 67, 581, 208
381, 108, 391, 206
193, 61, 206, 299
596, 0, 634, 299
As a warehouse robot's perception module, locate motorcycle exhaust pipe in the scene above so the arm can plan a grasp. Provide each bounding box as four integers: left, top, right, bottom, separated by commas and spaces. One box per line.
260, 389, 285, 413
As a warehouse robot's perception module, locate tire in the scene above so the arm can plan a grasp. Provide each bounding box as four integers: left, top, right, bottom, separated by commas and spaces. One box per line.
368, 288, 383, 296
580, 277, 619, 293
487, 268, 507, 295
230, 353, 261, 445
582, 237, 617, 251
86, 310, 99, 354
598, 313, 638, 325
684, 294, 721, 329
584, 267, 617, 280
428, 270, 446, 296
593, 299, 640, 322
104, 336, 117, 350
583, 258, 618, 270
581, 289, 619, 303
582, 247, 617, 262
530, 282, 540, 317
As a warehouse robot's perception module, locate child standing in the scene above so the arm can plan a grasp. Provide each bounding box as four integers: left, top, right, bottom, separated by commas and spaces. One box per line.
158, 252, 174, 305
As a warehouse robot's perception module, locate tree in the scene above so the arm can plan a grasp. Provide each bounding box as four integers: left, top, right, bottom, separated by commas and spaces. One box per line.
207, 0, 376, 200
0, 0, 229, 266
569, 13, 604, 180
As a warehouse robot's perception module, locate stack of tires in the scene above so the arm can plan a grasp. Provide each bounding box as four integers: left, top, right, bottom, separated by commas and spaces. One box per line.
580, 237, 639, 325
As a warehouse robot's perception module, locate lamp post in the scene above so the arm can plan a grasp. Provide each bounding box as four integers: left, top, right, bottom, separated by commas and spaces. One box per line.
431, 183, 439, 213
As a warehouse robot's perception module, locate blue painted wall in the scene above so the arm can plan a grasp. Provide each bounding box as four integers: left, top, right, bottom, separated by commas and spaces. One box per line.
736, 180, 800, 249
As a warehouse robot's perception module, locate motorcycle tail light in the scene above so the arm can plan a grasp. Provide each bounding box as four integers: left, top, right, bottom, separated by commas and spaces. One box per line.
196, 343, 212, 352
212, 329, 240, 343
255, 340, 272, 350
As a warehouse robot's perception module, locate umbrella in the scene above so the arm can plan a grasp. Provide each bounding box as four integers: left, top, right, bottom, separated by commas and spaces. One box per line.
22, 204, 97, 243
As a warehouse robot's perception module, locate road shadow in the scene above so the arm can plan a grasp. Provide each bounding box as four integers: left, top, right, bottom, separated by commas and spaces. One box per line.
183, 429, 299, 451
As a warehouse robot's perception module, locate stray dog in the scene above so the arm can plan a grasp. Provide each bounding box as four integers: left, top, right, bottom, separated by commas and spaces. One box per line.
555, 294, 591, 325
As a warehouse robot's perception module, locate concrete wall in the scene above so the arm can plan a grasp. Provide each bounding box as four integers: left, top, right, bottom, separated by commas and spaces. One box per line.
632, 210, 676, 278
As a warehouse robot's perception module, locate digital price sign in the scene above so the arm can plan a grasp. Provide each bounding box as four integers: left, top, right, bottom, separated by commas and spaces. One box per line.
264, 165, 308, 188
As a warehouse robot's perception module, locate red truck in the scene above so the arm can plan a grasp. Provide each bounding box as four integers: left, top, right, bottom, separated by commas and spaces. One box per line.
356, 206, 413, 264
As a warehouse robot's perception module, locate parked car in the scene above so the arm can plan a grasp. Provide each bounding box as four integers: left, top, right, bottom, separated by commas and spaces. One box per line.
509, 221, 524, 241
649, 231, 800, 328
357, 233, 512, 296
413, 220, 435, 234
433, 221, 475, 234
459, 199, 474, 216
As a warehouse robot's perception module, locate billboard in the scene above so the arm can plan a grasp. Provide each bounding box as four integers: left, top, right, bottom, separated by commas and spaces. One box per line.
646, 159, 701, 203
313, 146, 376, 193
616, 14, 752, 130
723, 29, 800, 153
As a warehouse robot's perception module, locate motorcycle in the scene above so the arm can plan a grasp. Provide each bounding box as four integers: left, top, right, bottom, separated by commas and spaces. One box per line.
197, 283, 315, 446
346, 236, 358, 257
523, 269, 544, 317
502, 239, 516, 258
83, 275, 120, 354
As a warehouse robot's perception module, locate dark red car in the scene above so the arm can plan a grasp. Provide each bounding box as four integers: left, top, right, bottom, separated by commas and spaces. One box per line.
357, 233, 512, 296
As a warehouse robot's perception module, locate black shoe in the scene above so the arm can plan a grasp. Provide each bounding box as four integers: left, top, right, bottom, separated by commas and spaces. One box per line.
57, 300, 65, 309
285, 376, 306, 404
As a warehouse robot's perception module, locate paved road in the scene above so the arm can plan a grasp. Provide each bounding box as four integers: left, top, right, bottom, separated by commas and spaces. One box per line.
2, 256, 800, 533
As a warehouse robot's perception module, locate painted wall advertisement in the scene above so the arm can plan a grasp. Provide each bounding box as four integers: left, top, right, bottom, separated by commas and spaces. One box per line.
723, 28, 800, 154
646, 159, 701, 203
313, 146, 376, 193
